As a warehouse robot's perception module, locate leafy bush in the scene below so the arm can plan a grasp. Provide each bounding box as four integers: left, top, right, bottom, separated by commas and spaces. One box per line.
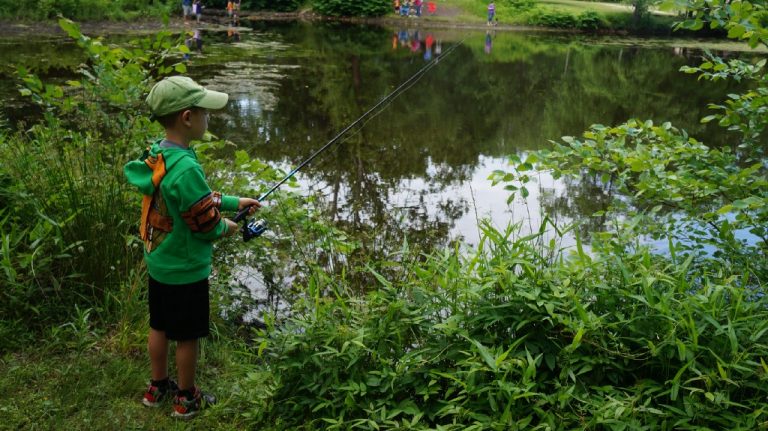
248, 0, 302, 12
576, 10, 602, 29
236, 1, 768, 429
0, 0, 173, 20
243, 222, 768, 429
501, 0, 535, 13
526, 9, 578, 28
0, 19, 187, 334
312, 0, 390, 17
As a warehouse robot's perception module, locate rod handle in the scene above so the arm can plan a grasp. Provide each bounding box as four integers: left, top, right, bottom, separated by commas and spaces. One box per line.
233, 206, 252, 223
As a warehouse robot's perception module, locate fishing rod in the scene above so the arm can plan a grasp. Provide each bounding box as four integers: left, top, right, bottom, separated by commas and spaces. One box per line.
233, 36, 466, 241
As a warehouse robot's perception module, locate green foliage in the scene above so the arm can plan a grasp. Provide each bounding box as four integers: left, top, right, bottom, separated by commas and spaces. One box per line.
312, 0, 390, 17
0, 19, 186, 335
527, 9, 579, 27
0, 0, 174, 21
676, 0, 768, 46
245, 0, 300, 11
500, 0, 535, 13
520, 120, 765, 270
236, 1, 768, 428
525, 9, 604, 29
576, 10, 602, 29
243, 223, 768, 429
0, 18, 315, 342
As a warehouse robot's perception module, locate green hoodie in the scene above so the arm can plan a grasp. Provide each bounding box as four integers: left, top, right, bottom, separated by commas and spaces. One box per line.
124, 142, 239, 284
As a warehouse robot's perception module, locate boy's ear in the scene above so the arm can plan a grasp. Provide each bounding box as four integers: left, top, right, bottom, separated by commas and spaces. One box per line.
180, 109, 193, 125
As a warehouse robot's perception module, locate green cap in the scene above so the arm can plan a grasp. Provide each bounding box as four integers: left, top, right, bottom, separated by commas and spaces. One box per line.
146, 76, 229, 119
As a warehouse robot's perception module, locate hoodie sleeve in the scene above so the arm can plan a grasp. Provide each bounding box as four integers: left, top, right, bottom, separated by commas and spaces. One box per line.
124, 159, 156, 196
174, 167, 229, 240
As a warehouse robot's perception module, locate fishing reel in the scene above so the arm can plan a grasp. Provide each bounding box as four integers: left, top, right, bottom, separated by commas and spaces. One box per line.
233, 205, 267, 242
242, 218, 268, 242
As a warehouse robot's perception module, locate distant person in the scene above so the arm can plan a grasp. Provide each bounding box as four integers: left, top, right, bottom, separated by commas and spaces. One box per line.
193, 0, 202, 23
414, 0, 422, 17
125, 76, 260, 418
410, 30, 421, 52
394, 0, 400, 14
233, 0, 241, 16
227, 0, 234, 18
427, 0, 436, 14
227, 24, 240, 42
487, 1, 495, 26
183, 29, 203, 60
401, 0, 409, 16
182, 0, 192, 22
193, 29, 203, 51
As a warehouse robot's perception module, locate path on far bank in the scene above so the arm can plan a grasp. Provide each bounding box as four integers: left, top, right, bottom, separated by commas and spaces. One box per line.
0, 0, 634, 40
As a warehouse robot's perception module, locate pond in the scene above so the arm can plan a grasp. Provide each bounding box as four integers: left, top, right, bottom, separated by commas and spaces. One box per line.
0, 21, 753, 253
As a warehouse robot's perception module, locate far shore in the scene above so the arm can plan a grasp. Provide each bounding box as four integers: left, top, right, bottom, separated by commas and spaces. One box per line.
0, 10, 621, 39
1, 9, 762, 53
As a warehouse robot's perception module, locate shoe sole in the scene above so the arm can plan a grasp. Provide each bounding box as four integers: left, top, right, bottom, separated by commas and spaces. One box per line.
171, 410, 198, 420
142, 398, 160, 408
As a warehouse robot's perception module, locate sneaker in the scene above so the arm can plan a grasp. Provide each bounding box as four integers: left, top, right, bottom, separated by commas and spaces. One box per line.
142, 379, 179, 407
172, 386, 217, 419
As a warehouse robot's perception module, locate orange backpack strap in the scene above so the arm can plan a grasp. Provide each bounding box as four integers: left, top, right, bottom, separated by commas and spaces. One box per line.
139, 150, 174, 250
181, 192, 223, 233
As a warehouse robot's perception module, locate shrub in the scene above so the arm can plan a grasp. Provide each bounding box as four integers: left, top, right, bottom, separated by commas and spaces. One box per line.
501, 0, 535, 13
576, 10, 602, 29
312, 0, 390, 17
244, 222, 768, 429
0, 0, 173, 20
249, 0, 302, 12
527, 9, 578, 28
0, 19, 186, 334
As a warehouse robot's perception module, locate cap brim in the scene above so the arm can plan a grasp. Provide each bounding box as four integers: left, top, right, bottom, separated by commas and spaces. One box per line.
194, 90, 229, 110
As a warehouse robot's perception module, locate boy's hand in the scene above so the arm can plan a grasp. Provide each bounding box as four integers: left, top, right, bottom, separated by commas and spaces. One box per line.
238, 198, 261, 215
224, 218, 239, 237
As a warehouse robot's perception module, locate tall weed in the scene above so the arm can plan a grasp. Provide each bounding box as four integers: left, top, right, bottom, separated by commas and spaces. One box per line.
0, 19, 186, 336
244, 223, 768, 429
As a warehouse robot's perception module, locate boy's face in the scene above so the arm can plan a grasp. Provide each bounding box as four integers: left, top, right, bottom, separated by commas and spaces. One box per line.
181, 107, 209, 140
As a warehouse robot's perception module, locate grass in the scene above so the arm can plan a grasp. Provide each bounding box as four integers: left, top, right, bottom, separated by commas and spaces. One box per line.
0, 335, 262, 430
538, 0, 636, 14
391, 0, 678, 31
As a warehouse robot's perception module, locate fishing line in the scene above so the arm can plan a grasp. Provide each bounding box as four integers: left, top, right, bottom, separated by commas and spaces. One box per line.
233, 34, 468, 224
235, 35, 469, 326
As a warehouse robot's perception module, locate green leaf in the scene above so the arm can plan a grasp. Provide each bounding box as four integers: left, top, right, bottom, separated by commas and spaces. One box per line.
727, 24, 746, 39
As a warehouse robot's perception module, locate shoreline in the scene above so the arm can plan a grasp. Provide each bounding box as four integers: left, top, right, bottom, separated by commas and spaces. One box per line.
0, 11, 622, 39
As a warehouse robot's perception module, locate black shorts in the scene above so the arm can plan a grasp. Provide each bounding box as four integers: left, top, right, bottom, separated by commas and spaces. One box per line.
148, 276, 210, 341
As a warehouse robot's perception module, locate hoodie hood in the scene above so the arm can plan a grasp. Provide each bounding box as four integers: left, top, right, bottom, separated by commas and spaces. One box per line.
124, 141, 193, 196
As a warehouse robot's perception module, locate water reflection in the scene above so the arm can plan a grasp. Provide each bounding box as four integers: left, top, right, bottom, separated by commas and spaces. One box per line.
1, 23, 759, 253
3, 22, 763, 324
393, 28, 442, 62
183, 29, 204, 61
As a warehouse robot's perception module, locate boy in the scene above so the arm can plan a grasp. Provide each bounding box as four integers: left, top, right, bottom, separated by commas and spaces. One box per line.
124, 76, 260, 419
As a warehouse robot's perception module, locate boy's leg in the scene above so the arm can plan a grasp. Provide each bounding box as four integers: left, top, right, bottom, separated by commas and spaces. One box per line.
176, 339, 199, 391
149, 328, 170, 380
